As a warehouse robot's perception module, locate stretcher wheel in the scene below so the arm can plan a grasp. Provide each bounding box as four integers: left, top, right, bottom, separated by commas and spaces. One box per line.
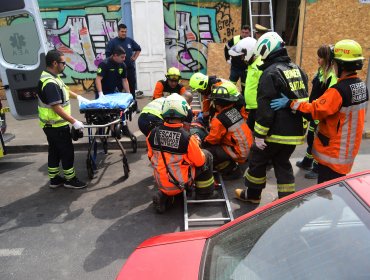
123, 159, 129, 179
103, 141, 108, 155
86, 158, 94, 179
112, 123, 122, 139
131, 135, 137, 153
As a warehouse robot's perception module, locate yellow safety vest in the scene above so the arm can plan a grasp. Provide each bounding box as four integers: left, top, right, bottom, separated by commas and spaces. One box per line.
141, 97, 165, 119
38, 71, 71, 128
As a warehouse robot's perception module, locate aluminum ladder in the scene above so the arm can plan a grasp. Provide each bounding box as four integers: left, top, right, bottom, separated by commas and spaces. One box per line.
183, 171, 234, 231
249, 0, 274, 38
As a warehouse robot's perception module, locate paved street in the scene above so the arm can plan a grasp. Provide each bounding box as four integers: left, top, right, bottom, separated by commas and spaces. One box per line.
1, 96, 370, 279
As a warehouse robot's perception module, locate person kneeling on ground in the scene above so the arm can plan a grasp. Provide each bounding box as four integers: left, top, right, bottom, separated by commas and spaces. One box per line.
152, 67, 186, 99
203, 82, 253, 181
147, 93, 215, 213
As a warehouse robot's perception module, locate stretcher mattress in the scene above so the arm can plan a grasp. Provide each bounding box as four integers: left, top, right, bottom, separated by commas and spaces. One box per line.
79, 93, 133, 111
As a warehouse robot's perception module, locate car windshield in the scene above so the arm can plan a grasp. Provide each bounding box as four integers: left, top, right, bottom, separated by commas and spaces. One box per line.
202, 184, 370, 280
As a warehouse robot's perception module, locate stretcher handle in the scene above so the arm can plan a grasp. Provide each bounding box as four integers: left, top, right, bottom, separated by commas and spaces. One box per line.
83, 118, 121, 128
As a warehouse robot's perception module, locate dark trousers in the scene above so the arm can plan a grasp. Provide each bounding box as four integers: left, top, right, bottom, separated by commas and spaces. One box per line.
245, 142, 296, 197
127, 67, 137, 100
43, 125, 74, 172
204, 144, 232, 167
194, 149, 215, 197
138, 113, 163, 136
318, 163, 345, 184
306, 120, 317, 156
229, 65, 246, 93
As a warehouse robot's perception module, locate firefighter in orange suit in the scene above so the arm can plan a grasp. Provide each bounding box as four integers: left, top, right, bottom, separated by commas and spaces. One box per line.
189, 73, 248, 125
147, 93, 215, 213
152, 67, 186, 99
271, 39, 368, 183
203, 82, 253, 180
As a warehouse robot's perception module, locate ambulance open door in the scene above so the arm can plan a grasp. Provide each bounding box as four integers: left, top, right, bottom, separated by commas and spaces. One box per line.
0, 0, 48, 120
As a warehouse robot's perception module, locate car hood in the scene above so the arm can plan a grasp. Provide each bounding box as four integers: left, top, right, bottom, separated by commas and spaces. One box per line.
116, 230, 211, 280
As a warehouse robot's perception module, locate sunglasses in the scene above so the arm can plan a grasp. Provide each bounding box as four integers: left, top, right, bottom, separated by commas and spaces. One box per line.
57, 61, 66, 66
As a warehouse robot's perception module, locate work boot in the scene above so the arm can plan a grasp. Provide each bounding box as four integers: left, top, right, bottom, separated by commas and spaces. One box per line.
305, 162, 318, 179
278, 191, 294, 199
296, 157, 313, 171
152, 191, 168, 214
49, 175, 65, 189
64, 177, 87, 189
234, 189, 261, 204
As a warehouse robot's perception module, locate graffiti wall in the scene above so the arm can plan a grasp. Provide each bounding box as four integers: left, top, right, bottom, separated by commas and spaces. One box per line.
163, 2, 241, 79
40, 7, 121, 89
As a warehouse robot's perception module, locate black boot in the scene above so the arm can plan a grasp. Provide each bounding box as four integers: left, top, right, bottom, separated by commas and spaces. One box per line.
296, 157, 313, 171
305, 161, 318, 179
152, 191, 168, 214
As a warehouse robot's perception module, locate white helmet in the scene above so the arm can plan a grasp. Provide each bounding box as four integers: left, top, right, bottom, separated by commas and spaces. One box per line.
229, 37, 257, 62
162, 93, 188, 119
254, 32, 284, 60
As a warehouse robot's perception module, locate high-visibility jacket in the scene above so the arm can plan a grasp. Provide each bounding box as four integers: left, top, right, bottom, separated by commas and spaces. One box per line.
152, 80, 186, 99
147, 122, 205, 196
291, 75, 369, 174
204, 105, 253, 163
141, 97, 165, 120
309, 68, 337, 102
244, 56, 263, 110
254, 49, 309, 145
38, 71, 70, 128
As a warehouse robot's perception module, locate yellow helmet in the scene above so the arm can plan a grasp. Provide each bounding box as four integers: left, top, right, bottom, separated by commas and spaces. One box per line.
189, 72, 209, 91
334, 39, 364, 62
211, 81, 240, 102
166, 67, 181, 81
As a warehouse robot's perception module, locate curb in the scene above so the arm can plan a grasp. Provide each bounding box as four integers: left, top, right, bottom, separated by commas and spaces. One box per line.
5, 139, 148, 154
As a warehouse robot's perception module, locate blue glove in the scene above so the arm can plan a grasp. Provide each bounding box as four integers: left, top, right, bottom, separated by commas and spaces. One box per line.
270, 93, 290, 111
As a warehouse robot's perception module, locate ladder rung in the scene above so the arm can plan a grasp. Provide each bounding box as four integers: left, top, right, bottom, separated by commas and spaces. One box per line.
187, 199, 226, 203
250, 0, 271, 2
251, 14, 272, 17
188, 217, 231, 222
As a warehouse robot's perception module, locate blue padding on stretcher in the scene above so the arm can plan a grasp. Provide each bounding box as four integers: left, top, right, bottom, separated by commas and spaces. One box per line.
79, 93, 133, 110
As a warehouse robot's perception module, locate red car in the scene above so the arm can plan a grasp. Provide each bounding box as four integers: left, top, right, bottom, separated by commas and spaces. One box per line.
117, 171, 370, 280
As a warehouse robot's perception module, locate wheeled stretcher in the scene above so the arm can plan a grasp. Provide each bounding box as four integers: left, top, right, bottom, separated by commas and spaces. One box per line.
78, 93, 138, 179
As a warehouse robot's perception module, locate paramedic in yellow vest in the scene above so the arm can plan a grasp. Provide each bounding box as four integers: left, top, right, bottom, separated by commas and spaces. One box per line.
224, 25, 251, 93
38, 50, 87, 189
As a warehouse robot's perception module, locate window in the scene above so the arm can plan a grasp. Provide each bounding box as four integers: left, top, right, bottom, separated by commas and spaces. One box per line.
0, 14, 41, 65
203, 184, 370, 280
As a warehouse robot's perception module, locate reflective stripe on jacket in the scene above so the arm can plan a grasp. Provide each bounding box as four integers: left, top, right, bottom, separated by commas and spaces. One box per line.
38, 71, 70, 128
291, 75, 368, 174
147, 123, 205, 196
205, 106, 253, 163
141, 97, 165, 119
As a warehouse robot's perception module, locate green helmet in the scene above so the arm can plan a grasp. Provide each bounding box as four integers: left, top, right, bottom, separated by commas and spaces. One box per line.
211, 81, 240, 102
162, 93, 188, 119
189, 72, 209, 91
166, 67, 181, 81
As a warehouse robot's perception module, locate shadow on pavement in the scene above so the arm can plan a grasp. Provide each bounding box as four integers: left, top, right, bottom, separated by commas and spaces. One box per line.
0, 184, 85, 234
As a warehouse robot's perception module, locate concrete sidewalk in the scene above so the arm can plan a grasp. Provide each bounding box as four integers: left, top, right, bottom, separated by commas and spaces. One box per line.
3, 94, 150, 153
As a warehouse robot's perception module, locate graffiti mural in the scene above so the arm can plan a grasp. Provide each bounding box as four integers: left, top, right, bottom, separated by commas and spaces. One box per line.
163, 3, 222, 79
215, 2, 236, 42
40, 7, 121, 88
